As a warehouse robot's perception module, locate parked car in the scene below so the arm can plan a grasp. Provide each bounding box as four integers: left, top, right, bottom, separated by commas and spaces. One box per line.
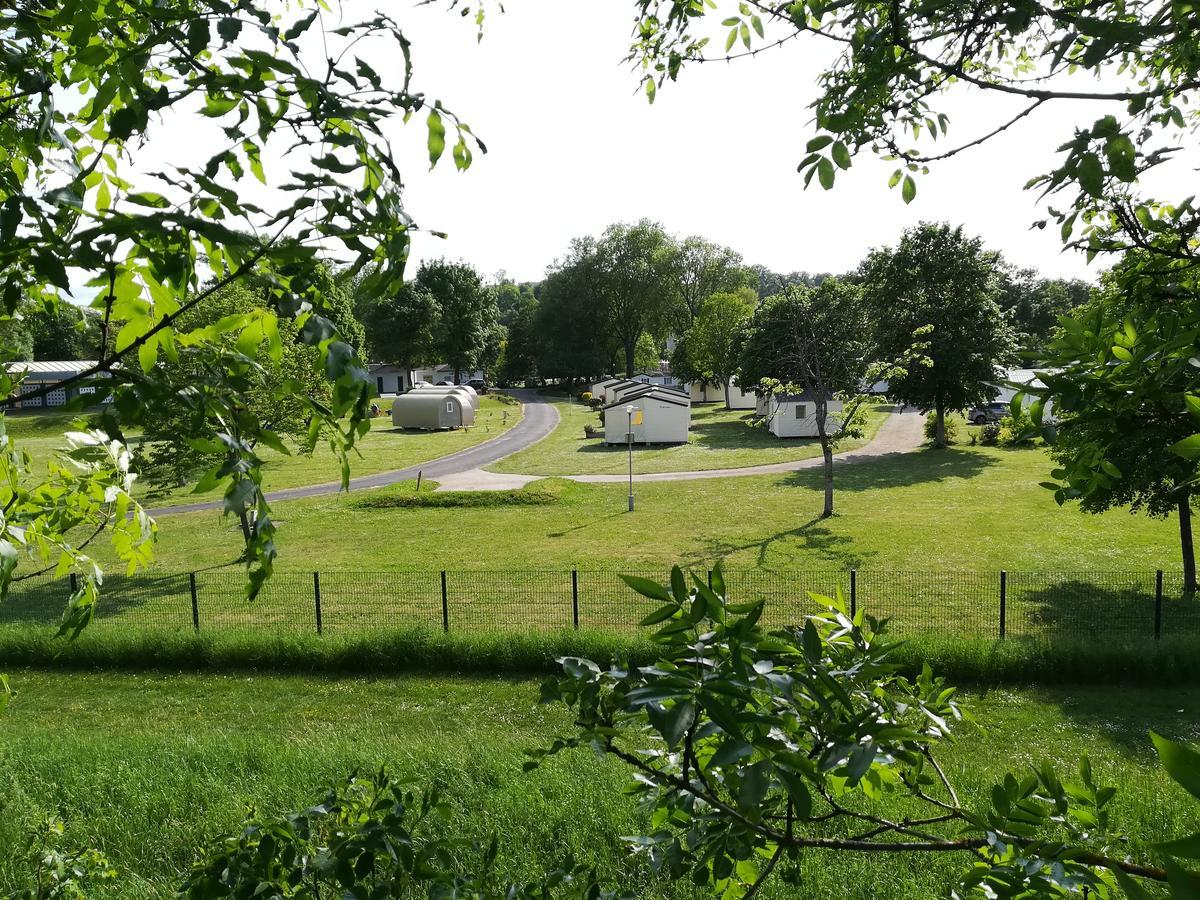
437, 380, 454, 386
967, 402, 1008, 425
466, 378, 488, 394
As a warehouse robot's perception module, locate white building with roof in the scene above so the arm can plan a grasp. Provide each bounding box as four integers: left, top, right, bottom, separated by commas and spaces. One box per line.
5, 361, 112, 409
603, 385, 691, 444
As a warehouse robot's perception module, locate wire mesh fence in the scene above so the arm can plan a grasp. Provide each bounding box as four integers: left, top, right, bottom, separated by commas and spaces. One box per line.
2, 567, 1199, 641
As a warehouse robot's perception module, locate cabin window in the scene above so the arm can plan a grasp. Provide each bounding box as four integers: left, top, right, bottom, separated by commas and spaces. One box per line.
377, 377, 384, 392
446, 401, 453, 412
795, 404, 808, 419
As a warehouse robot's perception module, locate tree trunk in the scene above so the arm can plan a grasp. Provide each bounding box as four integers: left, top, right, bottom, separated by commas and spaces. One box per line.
723, 378, 732, 411
817, 400, 834, 518
624, 340, 635, 378
934, 400, 946, 447
454, 366, 462, 384
1180, 497, 1196, 594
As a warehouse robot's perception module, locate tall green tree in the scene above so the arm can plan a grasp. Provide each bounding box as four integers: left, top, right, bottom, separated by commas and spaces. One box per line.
534, 247, 612, 387
997, 268, 1093, 357
498, 293, 539, 386
1041, 255, 1200, 592
360, 283, 441, 386
416, 261, 498, 383
684, 288, 755, 408
19, 301, 102, 360
740, 279, 872, 517
860, 224, 1017, 447
667, 236, 749, 325
591, 220, 677, 377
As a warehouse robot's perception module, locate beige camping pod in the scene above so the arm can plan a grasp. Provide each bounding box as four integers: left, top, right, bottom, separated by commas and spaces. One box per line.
392, 391, 475, 430
410, 384, 479, 410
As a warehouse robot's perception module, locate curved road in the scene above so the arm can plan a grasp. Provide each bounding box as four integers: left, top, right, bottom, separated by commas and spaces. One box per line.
152, 394, 926, 512
151, 389, 561, 516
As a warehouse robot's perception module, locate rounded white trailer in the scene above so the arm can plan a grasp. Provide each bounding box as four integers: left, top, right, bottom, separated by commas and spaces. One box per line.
391, 391, 476, 430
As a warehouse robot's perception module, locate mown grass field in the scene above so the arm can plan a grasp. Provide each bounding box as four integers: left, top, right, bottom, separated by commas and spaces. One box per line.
0, 670, 1197, 899
120, 442, 1177, 574
489, 401, 890, 475
3, 396, 521, 504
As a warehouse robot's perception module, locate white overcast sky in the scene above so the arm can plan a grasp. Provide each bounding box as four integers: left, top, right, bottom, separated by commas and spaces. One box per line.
375, 0, 1133, 285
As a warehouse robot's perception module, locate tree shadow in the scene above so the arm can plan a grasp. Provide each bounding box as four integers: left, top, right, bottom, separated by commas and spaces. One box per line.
780, 446, 998, 492
546, 510, 627, 538
692, 516, 880, 571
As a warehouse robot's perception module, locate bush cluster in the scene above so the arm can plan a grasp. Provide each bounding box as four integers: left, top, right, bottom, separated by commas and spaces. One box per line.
349, 489, 559, 510
923, 413, 959, 444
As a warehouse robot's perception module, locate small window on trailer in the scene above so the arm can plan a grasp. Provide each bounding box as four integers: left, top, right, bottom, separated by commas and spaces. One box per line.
377, 376, 384, 392
446, 401, 453, 412
795, 404, 807, 419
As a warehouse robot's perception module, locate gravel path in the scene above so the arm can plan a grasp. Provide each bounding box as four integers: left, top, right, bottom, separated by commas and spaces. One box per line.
150, 390, 560, 515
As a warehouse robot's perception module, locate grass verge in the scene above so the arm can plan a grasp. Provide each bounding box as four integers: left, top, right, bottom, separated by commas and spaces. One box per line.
1, 671, 1198, 899
3, 626, 1200, 685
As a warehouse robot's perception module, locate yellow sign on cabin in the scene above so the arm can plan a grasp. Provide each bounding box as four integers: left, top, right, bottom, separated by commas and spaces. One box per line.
631, 409, 644, 426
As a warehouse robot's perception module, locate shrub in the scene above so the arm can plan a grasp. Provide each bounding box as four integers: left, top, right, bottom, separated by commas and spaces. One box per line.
349, 489, 559, 510
923, 413, 959, 444
579, 391, 592, 403
998, 409, 1038, 446
980, 422, 1001, 445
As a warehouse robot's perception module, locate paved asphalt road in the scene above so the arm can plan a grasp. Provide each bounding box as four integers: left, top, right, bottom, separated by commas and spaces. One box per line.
151, 390, 561, 517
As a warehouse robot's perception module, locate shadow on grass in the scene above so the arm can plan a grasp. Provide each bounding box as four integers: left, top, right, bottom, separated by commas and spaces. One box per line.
780, 446, 998, 492
695, 516, 879, 570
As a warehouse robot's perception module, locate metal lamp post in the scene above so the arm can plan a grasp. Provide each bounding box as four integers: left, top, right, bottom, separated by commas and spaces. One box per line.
626, 405, 635, 512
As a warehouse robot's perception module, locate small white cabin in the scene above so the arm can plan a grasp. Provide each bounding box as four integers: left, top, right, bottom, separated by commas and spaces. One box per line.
608, 380, 650, 403
603, 386, 691, 444
726, 378, 757, 410
591, 377, 620, 398
392, 391, 476, 430
687, 381, 726, 404
767, 392, 845, 439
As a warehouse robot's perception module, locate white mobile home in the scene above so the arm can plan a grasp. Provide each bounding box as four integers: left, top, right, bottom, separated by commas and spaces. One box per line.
686, 381, 726, 404
369, 363, 410, 397
392, 390, 476, 430
606, 380, 646, 403
767, 392, 845, 439
603, 386, 691, 445
726, 379, 757, 410
591, 377, 620, 398
5, 361, 112, 410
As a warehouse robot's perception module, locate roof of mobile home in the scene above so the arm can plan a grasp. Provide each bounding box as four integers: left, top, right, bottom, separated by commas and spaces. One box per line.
603, 385, 691, 410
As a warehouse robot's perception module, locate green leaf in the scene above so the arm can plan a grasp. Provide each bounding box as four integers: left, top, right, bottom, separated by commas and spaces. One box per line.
1155, 833, 1200, 859
817, 158, 835, 190
648, 699, 694, 749
801, 619, 822, 664
901, 175, 917, 203
806, 135, 834, 152
1152, 732, 1200, 801
1110, 345, 1133, 361
620, 574, 672, 602
1166, 859, 1200, 899
1076, 151, 1104, 197
640, 602, 679, 626
831, 141, 851, 169
426, 107, 446, 167
1168, 435, 1200, 460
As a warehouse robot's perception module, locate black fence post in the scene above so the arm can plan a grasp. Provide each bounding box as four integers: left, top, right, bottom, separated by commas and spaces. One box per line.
999, 570, 1007, 640
441, 570, 449, 632
313, 571, 323, 636
572, 569, 580, 630
1155, 569, 1164, 640
189, 572, 199, 631
850, 569, 857, 619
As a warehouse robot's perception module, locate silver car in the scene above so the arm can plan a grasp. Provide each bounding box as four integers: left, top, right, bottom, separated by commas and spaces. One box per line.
967, 402, 1008, 425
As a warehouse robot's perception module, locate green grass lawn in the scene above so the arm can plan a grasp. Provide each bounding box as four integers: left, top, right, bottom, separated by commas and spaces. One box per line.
1, 670, 1197, 899
118, 442, 1178, 576
489, 400, 890, 475
4, 440, 1186, 641
3, 396, 522, 504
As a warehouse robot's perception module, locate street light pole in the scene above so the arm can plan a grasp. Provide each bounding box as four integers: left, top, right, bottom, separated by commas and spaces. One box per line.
626, 405, 634, 512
